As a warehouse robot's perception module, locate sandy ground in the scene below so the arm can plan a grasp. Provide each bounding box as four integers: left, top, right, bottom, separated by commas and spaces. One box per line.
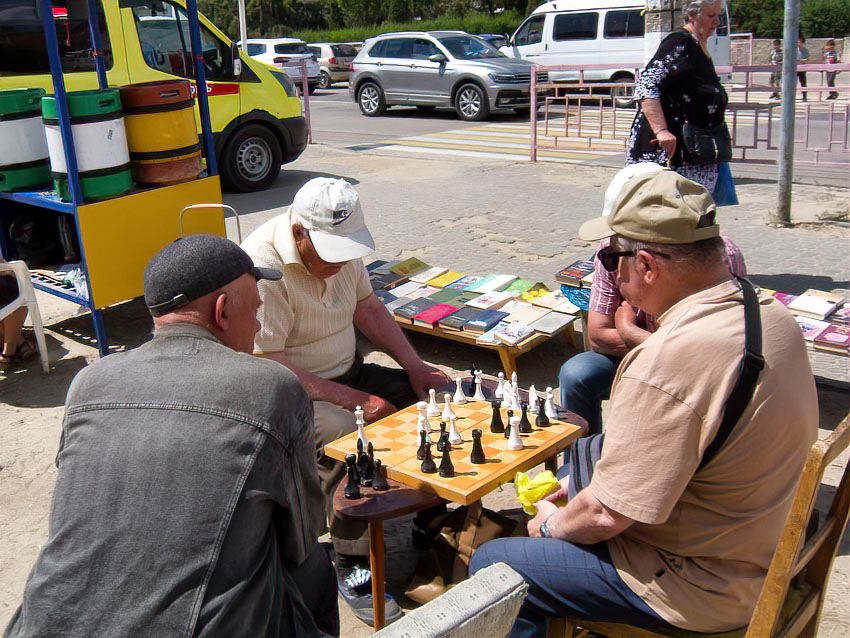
1, 148, 848, 635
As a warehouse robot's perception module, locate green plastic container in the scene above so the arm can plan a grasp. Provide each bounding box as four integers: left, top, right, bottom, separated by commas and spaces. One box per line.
0, 88, 51, 192
42, 88, 133, 202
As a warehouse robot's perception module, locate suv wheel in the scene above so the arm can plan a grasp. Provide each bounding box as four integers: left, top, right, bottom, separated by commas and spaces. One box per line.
220, 124, 282, 192
318, 71, 332, 89
455, 83, 489, 121
358, 81, 386, 116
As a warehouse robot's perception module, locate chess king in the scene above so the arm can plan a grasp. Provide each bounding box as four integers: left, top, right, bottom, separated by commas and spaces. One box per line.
241, 177, 450, 625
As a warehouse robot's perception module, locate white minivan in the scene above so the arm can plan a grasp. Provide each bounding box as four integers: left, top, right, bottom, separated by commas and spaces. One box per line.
501, 0, 731, 88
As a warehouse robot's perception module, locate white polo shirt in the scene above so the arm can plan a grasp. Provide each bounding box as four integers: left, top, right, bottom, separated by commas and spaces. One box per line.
241, 210, 373, 379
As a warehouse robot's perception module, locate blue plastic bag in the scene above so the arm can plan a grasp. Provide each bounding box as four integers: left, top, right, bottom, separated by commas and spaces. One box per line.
713, 162, 739, 206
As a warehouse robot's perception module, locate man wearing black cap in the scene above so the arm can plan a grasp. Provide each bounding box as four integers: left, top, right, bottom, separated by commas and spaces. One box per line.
5, 235, 338, 638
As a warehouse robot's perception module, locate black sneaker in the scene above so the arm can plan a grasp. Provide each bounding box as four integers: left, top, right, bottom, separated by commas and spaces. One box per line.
337, 564, 403, 626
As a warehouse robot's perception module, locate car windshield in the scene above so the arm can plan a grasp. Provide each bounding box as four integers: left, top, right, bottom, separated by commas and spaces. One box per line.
437, 35, 503, 59
274, 43, 308, 54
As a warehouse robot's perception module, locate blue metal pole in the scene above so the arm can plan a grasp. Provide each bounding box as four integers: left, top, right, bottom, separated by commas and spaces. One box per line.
85, 0, 108, 89
185, 0, 218, 175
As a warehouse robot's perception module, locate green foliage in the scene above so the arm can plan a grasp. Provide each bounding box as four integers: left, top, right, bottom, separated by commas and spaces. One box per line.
801, 0, 850, 39
729, 0, 850, 38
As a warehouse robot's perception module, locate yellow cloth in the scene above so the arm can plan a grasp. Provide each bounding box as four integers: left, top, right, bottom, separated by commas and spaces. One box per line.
514, 471, 561, 515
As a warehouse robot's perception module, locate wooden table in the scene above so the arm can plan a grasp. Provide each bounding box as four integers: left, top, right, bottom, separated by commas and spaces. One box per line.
327, 397, 586, 628
394, 315, 578, 379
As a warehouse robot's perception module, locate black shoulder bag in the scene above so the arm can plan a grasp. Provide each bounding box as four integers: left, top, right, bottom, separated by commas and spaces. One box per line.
568, 276, 764, 498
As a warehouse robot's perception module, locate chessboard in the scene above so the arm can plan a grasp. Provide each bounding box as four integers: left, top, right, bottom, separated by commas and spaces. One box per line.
324, 400, 585, 505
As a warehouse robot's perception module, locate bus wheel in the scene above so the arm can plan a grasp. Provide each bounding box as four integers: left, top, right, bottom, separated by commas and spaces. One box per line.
220, 124, 282, 192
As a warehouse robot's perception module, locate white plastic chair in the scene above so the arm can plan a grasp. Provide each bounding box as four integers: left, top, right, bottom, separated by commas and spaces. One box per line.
0, 260, 50, 374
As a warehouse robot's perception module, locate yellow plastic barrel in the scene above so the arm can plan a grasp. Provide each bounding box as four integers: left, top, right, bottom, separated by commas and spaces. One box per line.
119, 80, 201, 185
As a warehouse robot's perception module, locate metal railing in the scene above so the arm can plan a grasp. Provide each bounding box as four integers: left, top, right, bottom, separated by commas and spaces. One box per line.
529, 63, 850, 168
277, 59, 314, 143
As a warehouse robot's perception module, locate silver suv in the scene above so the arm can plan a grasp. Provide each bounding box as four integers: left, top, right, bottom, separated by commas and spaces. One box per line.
349, 31, 548, 121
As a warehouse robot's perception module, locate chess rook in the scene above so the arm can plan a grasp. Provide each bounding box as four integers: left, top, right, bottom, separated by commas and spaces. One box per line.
507, 418, 524, 450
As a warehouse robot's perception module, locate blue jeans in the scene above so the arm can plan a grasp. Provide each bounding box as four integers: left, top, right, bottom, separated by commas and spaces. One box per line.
469, 539, 672, 638
558, 351, 619, 435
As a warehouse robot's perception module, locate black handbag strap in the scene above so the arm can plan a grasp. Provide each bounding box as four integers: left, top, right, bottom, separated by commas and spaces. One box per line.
698, 276, 765, 470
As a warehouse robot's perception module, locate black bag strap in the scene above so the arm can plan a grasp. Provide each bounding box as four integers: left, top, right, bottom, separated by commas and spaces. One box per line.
698, 276, 765, 470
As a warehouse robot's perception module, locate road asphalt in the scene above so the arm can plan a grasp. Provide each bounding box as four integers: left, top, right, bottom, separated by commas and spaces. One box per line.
1, 142, 847, 636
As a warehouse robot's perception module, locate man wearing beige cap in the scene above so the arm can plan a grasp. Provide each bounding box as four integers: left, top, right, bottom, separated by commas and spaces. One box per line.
471, 170, 818, 636
242, 177, 448, 625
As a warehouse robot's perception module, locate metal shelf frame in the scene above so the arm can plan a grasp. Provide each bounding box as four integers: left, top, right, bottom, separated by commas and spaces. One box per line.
0, 0, 218, 356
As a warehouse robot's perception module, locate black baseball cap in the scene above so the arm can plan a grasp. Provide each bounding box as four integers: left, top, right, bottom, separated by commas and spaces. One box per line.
144, 234, 281, 313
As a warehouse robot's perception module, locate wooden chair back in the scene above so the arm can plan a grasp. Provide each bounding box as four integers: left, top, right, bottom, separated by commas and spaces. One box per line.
550, 412, 850, 638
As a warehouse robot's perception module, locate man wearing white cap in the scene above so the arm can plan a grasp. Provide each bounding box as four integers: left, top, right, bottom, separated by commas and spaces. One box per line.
471, 169, 817, 636
558, 163, 746, 435
242, 177, 448, 625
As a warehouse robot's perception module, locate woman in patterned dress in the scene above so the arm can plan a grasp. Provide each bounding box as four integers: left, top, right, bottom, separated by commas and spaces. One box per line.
626, 0, 727, 191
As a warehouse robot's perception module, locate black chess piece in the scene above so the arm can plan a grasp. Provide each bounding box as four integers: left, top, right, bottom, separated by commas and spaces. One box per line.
344, 454, 361, 499
372, 459, 389, 491
536, 406, 550, 427
437, 431, 449, 453
504, 410, 513, 439
440, 420, 447, 436
519, 401, 533, 433
490, 400, 505, 434
470, 429, 486, 464
360, 442, 375, 487
439, 441, 455, 477
421, 442, 437, 474
417, 430, 428, 460
356, 438, 369, 482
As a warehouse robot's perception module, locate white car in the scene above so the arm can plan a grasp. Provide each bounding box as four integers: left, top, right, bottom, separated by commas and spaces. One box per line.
307, 42, 359, 89
243, 38, 321, 93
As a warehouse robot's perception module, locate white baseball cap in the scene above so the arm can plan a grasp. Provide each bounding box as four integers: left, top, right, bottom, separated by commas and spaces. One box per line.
601, 162, 664, 217
289, 178, 375, 263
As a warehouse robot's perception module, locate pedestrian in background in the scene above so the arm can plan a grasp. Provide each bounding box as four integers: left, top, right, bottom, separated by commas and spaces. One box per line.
769, 39, 782, 100
797, 36, 809, 101
824, 39, 840, 100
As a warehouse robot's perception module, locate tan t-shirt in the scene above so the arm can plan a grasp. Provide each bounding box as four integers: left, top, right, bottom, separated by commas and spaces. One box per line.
589, 280, 818, 632
241, 211, 373, 379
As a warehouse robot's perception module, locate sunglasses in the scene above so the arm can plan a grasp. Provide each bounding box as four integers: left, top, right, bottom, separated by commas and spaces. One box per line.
596, 247, 670, 272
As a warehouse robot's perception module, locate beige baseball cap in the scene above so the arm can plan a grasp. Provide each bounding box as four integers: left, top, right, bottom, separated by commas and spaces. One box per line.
290, 178, 375, 263
579, 169, 720, 244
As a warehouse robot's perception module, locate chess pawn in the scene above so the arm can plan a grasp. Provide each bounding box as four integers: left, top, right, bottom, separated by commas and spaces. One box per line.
453, 376, 468, 404
441, 393, 456, 422
536, 406, 550, 427
439, 441, 455, 477
472, 372, 487, 401
437, 431, 449, 453
417, 430, 428, 460
344, 454, 361, 499
519, 402, 533, 433
427, 389, 441, 417
417, 401, 430, 433
494, 372, 505, 399
421, 442, 437, 474
470, 429, 486, 464
355, 405, 370, 449
507, 418, 524, 451
489, 400, 505, 434
448, 416, 462, 446
500, 381, 513, 409
504, 410, 513, 439
372, 459, 389, 491
528, 385, 539, 414
544, 387, 557, 419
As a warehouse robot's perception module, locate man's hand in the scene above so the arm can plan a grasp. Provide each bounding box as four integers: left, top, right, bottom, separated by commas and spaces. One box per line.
407, 363, 451, 398
544, 475, 571, 504
614, 301, 650, 350
362, 394, 397, 423
528, 500, 559, 538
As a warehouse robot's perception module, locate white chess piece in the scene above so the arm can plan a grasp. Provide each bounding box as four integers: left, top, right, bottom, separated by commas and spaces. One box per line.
453, 376, 467, 404
511, 370, 518, 392
472, 372, 487, 401
448, 416, 462, 446
510, 385, 522, 412
427, 388, 441, 416
507, 415, 524, 450
417, 401, 431, 433
500, 381, 512, 409
528, 385, 539, 414
441, 393, 457, 422
544, 387, 557, 419
355, 405, 370, 448
494, 372, 505, 399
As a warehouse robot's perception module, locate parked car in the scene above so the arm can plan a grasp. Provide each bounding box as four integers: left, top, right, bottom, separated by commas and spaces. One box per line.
477, 33, 508, 49
243, 37, 321, 93
349, 31, 548, 121
306, 42, 359, 88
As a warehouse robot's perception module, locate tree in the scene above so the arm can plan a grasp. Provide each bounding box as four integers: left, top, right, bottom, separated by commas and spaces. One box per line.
801, 0, 850, 38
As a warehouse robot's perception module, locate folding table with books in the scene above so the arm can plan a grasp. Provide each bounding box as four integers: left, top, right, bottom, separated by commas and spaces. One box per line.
369, 258, 582, 377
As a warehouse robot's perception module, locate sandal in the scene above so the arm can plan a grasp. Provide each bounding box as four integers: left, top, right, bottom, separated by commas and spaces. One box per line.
0, 339, 36, 368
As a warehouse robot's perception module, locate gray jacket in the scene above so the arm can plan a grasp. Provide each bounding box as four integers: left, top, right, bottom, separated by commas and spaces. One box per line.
5, 323, 325, 637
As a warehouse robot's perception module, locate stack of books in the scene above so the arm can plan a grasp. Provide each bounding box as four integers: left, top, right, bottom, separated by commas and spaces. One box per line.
768, 287, 849, 355
367, 257, 579, 346
555, 259, 594, 288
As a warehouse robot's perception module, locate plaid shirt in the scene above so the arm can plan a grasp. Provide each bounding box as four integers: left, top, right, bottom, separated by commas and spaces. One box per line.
588, 235, 747, 332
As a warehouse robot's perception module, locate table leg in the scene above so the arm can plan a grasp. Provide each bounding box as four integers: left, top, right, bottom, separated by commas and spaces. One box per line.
498, 346, 518, 378
369, 520, 386, 630
545, 455, 558, 474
